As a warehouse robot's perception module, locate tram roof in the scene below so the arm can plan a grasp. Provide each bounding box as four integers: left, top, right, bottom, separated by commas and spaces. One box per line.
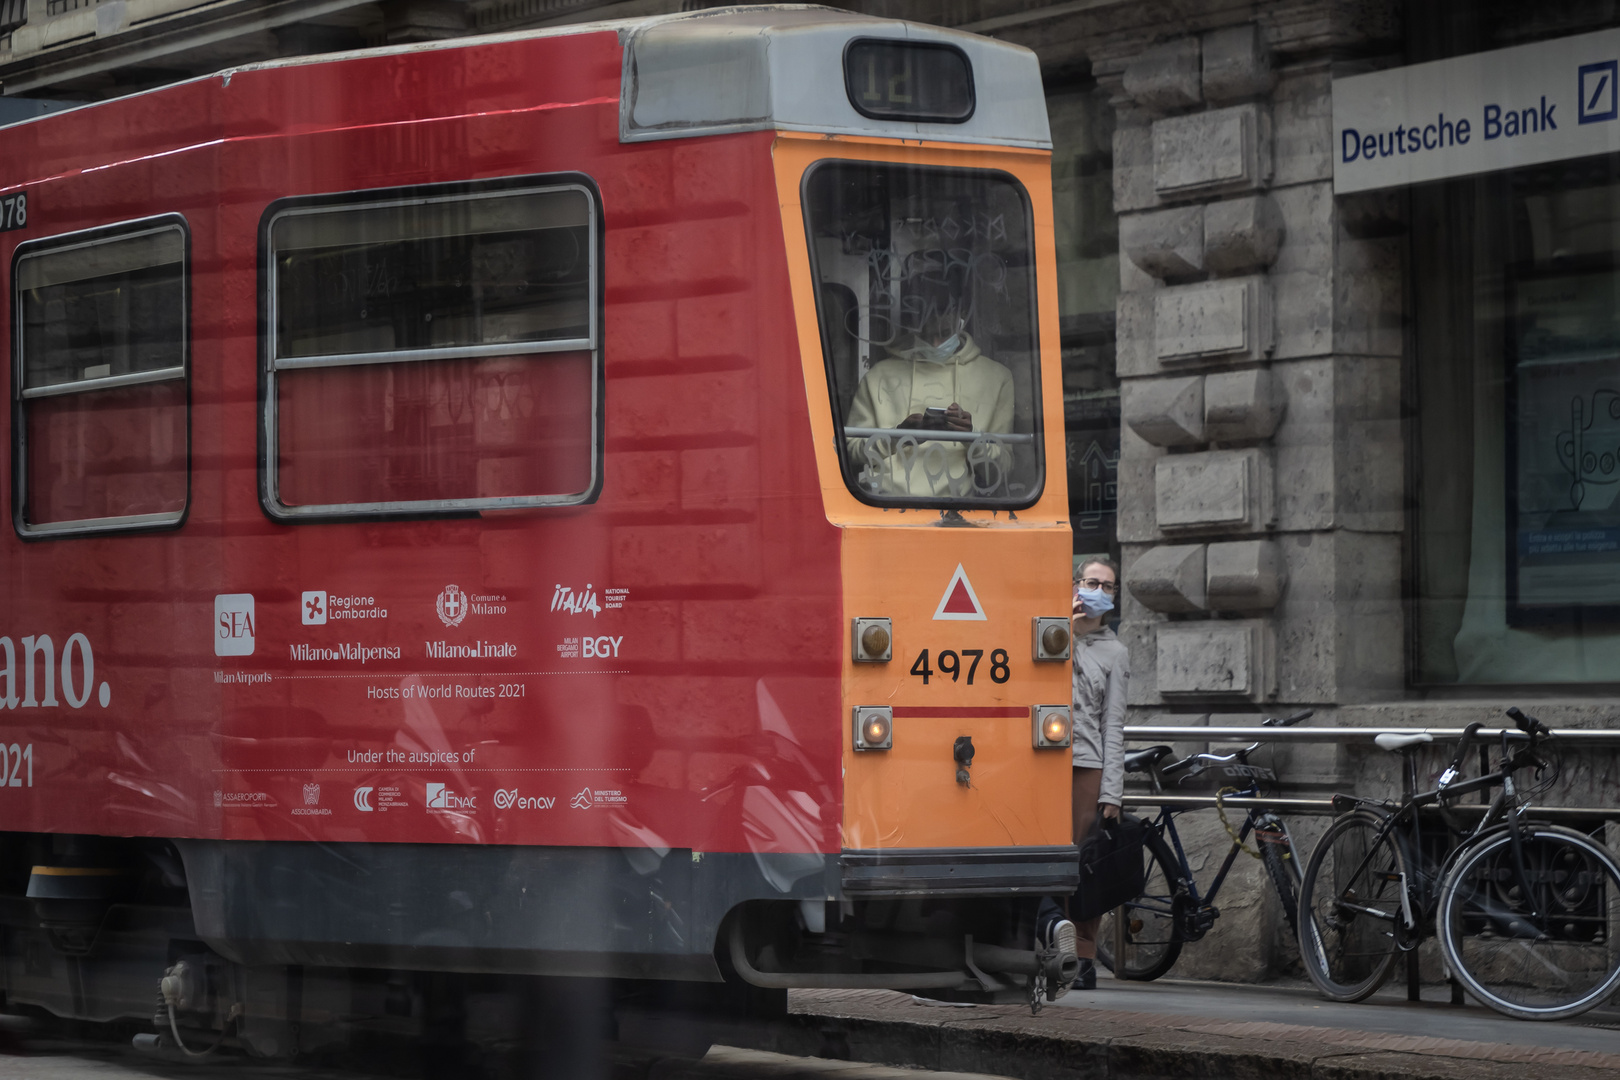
0, 6, 1051, 151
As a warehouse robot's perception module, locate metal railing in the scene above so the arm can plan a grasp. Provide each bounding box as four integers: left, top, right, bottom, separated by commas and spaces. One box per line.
1121, 723, 1620, 816
1124, 725, 1620, 744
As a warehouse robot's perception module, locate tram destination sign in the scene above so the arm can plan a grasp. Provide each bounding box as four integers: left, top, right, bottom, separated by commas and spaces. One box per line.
1333, 27, 1620, 194
0, 191, 25, 232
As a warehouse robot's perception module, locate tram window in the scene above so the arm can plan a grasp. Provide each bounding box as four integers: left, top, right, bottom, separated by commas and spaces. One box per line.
804, 162, 1042, 508
843, 40, 974, 124
12, 218, 189, 537
263, 181, 599, 517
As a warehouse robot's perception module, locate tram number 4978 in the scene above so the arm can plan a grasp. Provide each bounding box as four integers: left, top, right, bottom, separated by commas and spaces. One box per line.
0, 744, 33, 787
910, 649, 1009, 686
0, 192, 27, 232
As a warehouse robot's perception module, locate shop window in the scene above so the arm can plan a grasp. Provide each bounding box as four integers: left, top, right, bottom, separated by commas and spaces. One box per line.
1411, 3, 1620, 685
12, 218, 189, 537
262, 179, 600, 519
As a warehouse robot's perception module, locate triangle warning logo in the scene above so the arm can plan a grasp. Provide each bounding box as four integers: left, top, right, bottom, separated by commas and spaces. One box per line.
933, 564, 987, 621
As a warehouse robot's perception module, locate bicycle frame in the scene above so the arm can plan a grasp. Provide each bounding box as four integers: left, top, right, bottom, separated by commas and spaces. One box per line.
1325, 729, 1547, 945
1138, 742, 1302, 941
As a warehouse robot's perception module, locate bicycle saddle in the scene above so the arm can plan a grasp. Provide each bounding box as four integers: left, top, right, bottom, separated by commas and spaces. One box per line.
1374, 732, 1433, 752
1124, 745, 1174, 772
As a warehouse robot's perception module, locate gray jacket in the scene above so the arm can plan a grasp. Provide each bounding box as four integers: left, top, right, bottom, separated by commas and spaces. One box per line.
1072, 625, 1129, 806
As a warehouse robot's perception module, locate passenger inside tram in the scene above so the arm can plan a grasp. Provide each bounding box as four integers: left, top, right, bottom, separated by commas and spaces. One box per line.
844, 266, 1016, 497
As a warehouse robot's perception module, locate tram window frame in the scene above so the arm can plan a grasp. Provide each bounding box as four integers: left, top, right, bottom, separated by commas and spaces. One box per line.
258, 174, 605, 522
10, 214, 192, 540
801, 160, 1045, 512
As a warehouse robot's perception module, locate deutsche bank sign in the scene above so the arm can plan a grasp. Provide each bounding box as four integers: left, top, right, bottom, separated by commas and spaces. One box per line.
1334, 28, 1620, 194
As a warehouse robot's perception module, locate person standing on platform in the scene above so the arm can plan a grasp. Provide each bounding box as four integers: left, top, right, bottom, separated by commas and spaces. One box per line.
1038, 556, 1128, 994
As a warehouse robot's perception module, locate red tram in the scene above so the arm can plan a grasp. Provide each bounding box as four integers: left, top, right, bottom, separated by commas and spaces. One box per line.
0, 6, 1077, 1052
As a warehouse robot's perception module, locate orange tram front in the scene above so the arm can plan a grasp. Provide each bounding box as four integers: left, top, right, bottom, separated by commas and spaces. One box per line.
0, 6, 1077, 1048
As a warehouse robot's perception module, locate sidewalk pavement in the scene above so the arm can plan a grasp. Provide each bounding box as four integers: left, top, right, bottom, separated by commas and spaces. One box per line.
717, 979, 1620, 1080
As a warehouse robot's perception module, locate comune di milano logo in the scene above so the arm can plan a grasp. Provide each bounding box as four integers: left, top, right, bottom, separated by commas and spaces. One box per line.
425, 782, 476, 811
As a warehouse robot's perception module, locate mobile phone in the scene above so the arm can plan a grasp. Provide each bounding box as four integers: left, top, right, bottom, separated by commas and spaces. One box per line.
923, 407, 948, 420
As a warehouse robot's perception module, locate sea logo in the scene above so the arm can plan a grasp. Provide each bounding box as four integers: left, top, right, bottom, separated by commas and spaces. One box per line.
354, 786, 375, 812
570, 787, 593, 810
214, 594, 256, 657
1579, 60, 1619, 124
302, 591, 328, 626
436, 585, 468, 628
303, 782, 320, 806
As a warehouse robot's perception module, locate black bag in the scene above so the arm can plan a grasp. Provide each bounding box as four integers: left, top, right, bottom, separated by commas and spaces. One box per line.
1071, 812, 1148, 922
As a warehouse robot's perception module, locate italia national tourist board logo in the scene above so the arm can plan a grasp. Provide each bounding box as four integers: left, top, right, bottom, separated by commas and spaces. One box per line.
436, 585, 468, 628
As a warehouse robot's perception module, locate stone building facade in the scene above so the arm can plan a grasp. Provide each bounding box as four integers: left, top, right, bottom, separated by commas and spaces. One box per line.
4, 0, 1619, 979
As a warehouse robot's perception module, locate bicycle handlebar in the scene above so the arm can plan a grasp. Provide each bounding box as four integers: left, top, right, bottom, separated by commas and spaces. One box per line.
1265, 709, 1315, 728
1506, 706, 1549, 739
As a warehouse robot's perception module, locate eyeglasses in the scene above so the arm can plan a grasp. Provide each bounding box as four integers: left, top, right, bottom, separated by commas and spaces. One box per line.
1077, 578, 1118, 594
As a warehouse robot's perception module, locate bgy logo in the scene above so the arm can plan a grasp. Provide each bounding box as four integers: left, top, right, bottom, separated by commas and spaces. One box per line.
1580, 60, 1619, 124
214, 594, 256, 657
582, 636, 623, 658
426, 782, 476, 811
302, 591, 328, 626
436, 585, 468, 628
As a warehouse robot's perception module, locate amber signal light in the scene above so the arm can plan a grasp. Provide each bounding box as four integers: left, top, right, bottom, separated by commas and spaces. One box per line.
1032, 705, 1071, 748
853, 706, 893, 750
1032, 617, 1071, 661
852, 618, 892, 662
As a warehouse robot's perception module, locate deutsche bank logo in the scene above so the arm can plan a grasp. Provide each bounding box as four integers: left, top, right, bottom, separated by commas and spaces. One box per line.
1579, 60, 1618, 124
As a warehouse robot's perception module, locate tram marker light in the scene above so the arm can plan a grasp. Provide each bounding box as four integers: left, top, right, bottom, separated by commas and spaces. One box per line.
1033, 617, 1071, 661
852, 618, 892, 662
853, 706, 893, 750
1033, 705, 1071, 748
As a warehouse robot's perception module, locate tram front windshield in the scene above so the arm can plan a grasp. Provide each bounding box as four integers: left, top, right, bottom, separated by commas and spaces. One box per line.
805, 162, 1041, 508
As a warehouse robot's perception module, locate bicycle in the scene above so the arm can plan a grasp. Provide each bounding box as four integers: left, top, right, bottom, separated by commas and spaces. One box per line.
1297, 707, 1620, 1020
1097, 709, 1314, 981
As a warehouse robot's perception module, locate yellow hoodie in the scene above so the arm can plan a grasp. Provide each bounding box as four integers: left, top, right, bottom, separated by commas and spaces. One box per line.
843, 333, 1016, 498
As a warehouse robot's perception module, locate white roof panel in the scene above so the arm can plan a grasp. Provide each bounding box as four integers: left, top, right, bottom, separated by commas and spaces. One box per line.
620, 6, 1051, 149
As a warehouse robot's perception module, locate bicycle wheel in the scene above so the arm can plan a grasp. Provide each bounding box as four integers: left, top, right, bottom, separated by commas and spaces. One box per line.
1438, 824, 1620, 1020
1297, 810, 1403, 1001
1257, 816, 1301, 939
1096, 830, 1185, 981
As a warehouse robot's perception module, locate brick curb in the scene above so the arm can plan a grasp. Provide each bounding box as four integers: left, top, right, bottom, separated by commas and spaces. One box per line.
706, 989, 1620, 1080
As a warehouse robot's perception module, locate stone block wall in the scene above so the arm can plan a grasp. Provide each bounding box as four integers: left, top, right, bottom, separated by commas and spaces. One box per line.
1105, 22, 1403, 715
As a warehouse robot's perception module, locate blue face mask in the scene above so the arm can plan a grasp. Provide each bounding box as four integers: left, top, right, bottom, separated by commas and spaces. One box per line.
1076, 587, 1114, 618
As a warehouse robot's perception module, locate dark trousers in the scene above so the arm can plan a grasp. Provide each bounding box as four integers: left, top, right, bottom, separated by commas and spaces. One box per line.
1038, 766, 1103, 959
